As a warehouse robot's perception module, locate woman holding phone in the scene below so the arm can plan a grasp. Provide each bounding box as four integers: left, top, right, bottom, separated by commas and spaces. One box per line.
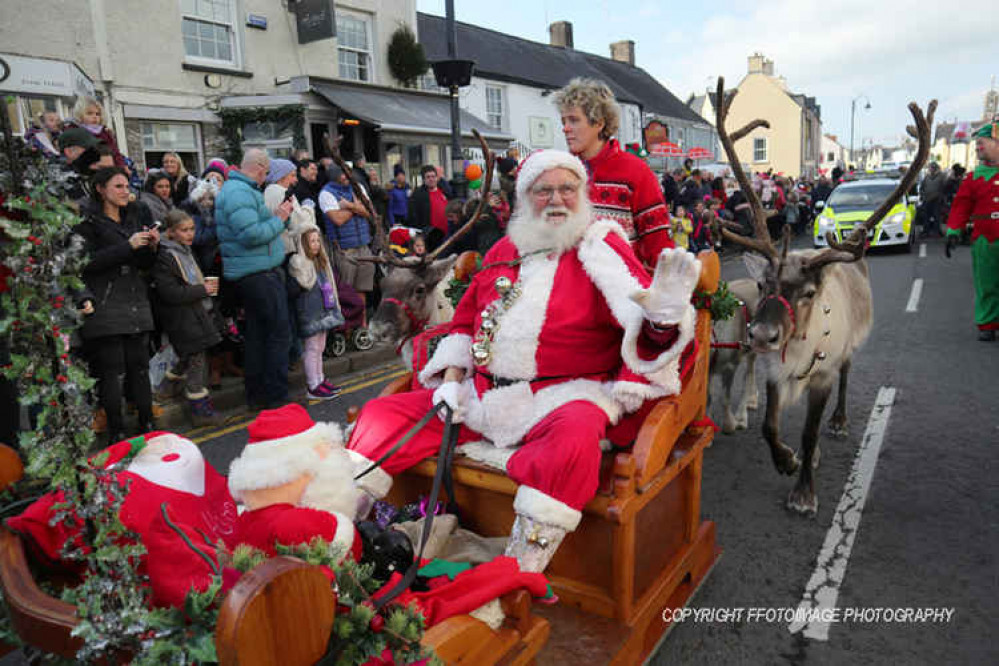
75, 166, 160, 442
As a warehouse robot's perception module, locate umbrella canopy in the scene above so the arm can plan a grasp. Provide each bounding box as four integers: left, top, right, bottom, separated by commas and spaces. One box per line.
650, 141, 683, 157
687, 146, 714, 161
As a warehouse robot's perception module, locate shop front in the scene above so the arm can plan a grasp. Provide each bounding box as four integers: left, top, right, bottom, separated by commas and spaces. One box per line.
0, 53, 96, 137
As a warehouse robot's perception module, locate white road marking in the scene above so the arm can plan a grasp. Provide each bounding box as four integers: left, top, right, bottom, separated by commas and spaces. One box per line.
788, 387, 897, 640
919, 243, 926, 258
905, 278, 923, 312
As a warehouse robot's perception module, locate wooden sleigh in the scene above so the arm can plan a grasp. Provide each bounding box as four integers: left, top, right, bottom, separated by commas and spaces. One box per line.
0, 249, 721, 666
354, 249, 723, 665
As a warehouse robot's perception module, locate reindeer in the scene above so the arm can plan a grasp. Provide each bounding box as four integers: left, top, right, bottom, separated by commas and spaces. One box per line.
365, 131, 497, 368
713, 77, 935, 514
710, 278, 759, 433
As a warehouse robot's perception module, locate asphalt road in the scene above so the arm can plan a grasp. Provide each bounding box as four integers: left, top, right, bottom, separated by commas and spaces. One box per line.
18, 235, 990, 666
651, 236, 998, 665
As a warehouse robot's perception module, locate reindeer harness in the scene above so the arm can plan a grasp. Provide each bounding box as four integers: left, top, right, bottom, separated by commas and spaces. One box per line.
381, 297, 429, 355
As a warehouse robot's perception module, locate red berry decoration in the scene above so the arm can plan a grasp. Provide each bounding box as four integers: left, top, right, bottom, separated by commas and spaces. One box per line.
369, 614, 385, 633
56, 375, 68, 383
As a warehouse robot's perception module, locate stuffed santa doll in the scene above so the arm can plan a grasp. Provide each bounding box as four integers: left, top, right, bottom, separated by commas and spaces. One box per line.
228, 404, 363, 562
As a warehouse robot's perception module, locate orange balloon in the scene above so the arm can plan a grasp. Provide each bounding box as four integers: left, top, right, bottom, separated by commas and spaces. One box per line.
465, 164, 483, 181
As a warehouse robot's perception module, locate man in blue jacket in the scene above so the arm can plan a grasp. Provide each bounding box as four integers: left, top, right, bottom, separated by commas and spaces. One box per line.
216, 149, 294, 409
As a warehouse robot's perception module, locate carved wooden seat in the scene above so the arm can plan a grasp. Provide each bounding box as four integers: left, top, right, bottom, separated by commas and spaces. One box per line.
362, 250, 723, 664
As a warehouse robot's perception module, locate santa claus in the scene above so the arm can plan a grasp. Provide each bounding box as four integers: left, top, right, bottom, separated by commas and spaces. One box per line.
228, 404, 362, 561
346, 149, 701, 572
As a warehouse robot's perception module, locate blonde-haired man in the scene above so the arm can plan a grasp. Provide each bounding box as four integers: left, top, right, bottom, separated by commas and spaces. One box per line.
554, 78, 674, 268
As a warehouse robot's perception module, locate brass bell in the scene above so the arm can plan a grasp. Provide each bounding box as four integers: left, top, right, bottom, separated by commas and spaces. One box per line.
527, 530, 549, 548
472, 342, 491, 365
495, 276, 513, 294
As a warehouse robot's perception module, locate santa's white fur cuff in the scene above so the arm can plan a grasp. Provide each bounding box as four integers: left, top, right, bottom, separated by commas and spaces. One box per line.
418, 333, 473, 388
513, 485, 582, 531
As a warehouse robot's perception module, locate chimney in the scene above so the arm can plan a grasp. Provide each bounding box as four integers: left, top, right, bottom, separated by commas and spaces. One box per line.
748, 53, 774, 76
549, 21, 574, 49
610, 40, 635, 66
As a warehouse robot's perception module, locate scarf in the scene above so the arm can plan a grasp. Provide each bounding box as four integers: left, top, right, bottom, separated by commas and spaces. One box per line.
161, 240, 212, 311
81, 123, 105, 135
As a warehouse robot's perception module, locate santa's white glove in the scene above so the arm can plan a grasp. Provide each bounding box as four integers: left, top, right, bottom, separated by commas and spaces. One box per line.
630, 248, 701, 324
432, 381, 470, 424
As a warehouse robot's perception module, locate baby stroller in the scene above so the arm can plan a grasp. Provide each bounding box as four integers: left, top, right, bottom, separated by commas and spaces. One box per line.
325, 266, 374, 357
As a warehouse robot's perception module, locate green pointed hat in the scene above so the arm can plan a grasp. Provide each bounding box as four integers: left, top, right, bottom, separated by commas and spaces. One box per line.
973, 122, 997, 139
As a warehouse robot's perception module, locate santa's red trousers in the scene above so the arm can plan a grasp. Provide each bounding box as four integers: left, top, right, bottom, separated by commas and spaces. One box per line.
347, 389, 608, 511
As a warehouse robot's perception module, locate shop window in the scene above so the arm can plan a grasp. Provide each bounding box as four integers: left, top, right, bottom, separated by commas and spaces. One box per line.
241, 118, 294, 158
485, 86, 504, 131
4, 96, 63, 136
337, 12, 372, 82
141, 121, 201, 173
181, 0, 240, 67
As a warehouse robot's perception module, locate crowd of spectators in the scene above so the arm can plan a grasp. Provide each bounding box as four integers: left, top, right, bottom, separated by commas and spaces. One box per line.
5, 88, 965, 445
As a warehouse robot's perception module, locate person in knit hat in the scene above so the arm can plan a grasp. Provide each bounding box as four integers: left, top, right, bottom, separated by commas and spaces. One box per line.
346, 149, 701, 573
201, 162, 227, 189
229, 404, 362, 560
945, 121, 999, 340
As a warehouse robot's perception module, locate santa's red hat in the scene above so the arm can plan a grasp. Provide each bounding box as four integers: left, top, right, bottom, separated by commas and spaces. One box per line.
228, 404, 342, 501
514, 149, 587, 204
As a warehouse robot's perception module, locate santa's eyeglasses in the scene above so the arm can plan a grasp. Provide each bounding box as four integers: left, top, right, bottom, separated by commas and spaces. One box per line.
532, 183, 580, 201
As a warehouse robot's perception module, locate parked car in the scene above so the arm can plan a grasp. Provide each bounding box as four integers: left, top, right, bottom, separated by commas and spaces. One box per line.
813, 178, 916, 252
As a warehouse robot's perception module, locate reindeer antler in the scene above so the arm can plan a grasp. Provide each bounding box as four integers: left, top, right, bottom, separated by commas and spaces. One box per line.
804, 99, 937, 272
714, 77, 778, 264
424, 128, 495, 263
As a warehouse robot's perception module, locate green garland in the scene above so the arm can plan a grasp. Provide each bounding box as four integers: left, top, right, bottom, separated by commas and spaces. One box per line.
217, 105, 307, 165
693, 279, 742, 322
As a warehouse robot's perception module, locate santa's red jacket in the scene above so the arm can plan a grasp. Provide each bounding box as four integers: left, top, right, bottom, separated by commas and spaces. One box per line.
418, 220, 696, 448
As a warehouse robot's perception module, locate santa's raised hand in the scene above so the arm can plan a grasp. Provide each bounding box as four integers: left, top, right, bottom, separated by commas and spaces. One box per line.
630, 248, 701, 325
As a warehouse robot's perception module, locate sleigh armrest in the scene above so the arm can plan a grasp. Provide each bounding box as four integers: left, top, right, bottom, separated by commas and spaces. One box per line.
216, 557, 336, 666
0, 528, 81, 658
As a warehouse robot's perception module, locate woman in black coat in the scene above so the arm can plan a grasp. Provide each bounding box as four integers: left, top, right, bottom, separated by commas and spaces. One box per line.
75, 167, 160, 441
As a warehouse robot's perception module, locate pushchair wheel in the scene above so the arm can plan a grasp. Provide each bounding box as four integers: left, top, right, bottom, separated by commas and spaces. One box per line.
328, 332, 348, 357
352, 328, 374, 351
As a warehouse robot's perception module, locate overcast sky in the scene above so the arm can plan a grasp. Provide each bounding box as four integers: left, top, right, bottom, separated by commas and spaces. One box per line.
417, 0, 996, 149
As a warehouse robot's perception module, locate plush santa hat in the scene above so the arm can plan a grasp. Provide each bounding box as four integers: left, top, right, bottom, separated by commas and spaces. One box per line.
228, 404, 342, 502
514, 149, 588, 205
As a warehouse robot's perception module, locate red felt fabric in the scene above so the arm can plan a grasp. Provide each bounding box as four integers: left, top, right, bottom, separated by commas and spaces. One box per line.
234, 503, 362, 562
374, 556, 549, 627
144, 506, 221, 607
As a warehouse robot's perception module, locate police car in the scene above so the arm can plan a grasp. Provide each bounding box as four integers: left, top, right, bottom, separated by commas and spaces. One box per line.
813, 178, 916, 252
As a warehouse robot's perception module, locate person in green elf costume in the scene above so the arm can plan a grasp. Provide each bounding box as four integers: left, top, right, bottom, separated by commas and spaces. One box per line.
945, 121, 999, 341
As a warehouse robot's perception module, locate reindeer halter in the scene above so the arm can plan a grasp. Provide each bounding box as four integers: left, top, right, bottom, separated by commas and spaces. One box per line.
759, 294, 796, 363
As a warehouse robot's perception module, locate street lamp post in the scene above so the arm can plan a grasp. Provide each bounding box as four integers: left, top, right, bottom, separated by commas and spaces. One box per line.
849, 95, 871, 168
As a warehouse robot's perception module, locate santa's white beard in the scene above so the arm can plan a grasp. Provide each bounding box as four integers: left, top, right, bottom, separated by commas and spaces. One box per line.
299, 447, 362, 517
507, 199, 593, 255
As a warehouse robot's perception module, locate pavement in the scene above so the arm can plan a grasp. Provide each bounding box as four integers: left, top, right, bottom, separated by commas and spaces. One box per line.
149, 343, 401, 432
